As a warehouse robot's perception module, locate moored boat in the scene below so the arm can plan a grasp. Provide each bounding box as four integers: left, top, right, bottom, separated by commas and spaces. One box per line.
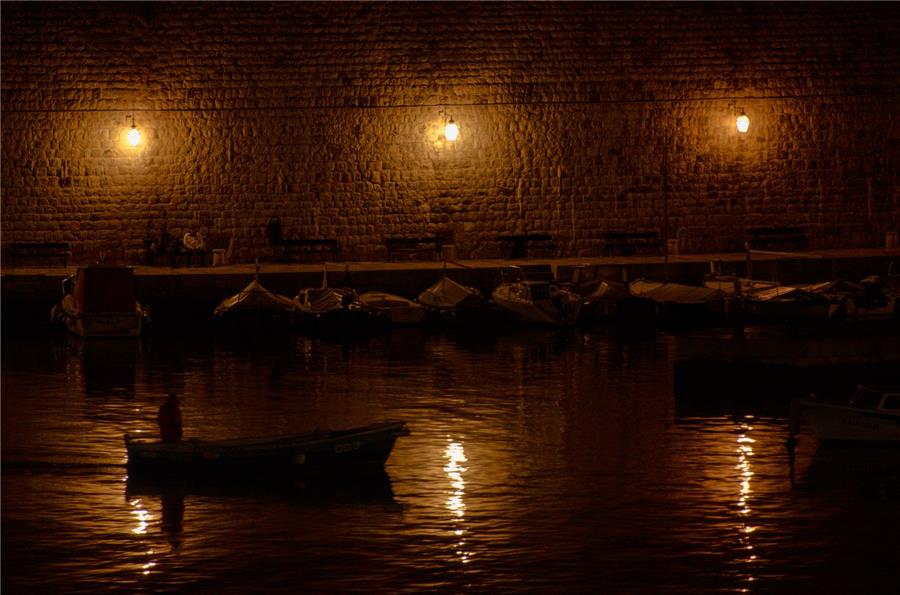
293, 265, 372, 332
213, 265, 298, 330
791, 385, 900, 445
125, 420, 410, 475
629, 279, 730, 326
491, 266, 582, 327
359, 291, 427, 325
417, 274, 487, 323
579, 279, 630, 323
740, 284, 844, 323
50, 265, 148, 338
805, 277, 898, 322
703, 274, 780, 297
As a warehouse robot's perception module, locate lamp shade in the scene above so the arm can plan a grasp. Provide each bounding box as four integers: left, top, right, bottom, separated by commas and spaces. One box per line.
127, 124, 141, 146
444, 119, 459, 142
736, 111, 750, 134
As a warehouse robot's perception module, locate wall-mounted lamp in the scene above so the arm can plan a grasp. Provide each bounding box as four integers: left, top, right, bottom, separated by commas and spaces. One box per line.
444, 118, 459, 142
127, 113, 141, 146
736, 109, 750, 134
441, 110, 459, 142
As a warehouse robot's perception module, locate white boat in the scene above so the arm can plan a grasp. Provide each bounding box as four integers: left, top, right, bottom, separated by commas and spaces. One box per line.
417, 274, 487, 323
791, 385, 900, 444
491, 266, 582, 326
417, 275, 483, 311
358, 291, 427, 325
50, 265, 147, 338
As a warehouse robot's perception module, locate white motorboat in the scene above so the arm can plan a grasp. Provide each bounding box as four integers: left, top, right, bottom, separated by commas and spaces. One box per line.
791, 385, 900, 444
491, 266, 582, 326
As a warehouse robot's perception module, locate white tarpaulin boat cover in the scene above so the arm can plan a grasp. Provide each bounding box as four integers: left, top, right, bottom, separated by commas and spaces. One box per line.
214, 279, 297, 315
629, 280, 725, 304
418, 277, 482, 309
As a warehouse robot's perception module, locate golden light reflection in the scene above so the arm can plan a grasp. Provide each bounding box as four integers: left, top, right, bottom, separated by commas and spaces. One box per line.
734, 418, 758, 588
444, 440, 467, 518
444, 439, 473, 564
129, 497, 151, 535
129, 496, 162, 576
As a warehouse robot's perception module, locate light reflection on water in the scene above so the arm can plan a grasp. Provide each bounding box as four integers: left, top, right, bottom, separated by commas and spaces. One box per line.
2, 326, 898, 593
444, 439, 471, 565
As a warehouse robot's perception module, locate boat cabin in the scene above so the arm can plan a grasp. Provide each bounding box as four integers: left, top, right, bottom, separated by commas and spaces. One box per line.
71, 266, 138, 313
850, 385, 900, 413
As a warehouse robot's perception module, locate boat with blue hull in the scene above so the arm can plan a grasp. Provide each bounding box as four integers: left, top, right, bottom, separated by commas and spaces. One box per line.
125, 421, 409, 475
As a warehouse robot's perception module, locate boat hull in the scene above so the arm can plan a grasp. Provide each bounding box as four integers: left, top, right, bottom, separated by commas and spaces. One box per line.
492, 286, 582, 326
745, 299, 843, 322
51, 266, 146, 338
796, 401, 900, 444
61, 310, 143, 338
359, 292, 427, 326
125, 421, 409, 475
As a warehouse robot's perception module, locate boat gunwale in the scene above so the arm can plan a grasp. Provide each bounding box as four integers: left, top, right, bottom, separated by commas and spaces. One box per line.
125, 421, 408, 452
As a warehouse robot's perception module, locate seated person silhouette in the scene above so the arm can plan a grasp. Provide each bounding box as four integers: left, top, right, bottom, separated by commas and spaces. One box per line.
157, 393, 183, 443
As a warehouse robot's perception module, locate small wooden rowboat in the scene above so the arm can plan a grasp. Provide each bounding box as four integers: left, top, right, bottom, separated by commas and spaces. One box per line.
125, 421, 409, 475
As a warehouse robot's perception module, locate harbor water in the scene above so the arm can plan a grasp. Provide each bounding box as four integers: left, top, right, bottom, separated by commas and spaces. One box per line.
2, 323, 899, 593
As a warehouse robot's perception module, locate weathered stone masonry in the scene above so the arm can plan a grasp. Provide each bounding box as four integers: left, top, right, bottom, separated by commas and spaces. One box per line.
2, 2, 898, 263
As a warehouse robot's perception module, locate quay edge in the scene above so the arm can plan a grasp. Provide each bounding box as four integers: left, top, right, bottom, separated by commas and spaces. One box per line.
2, 249, 899, 325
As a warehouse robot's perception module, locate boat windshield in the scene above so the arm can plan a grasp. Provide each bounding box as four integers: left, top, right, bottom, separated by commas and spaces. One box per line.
61, 273, 75, 296
851, 387, 882, 410
500, 267, 527, 284
881, 395, 900, 411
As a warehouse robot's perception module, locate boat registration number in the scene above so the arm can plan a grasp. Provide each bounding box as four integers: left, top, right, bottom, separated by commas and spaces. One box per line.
334, 441, 361, 454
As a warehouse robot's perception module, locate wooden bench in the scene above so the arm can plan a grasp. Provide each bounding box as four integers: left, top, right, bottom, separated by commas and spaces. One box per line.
7, 241, 72, 266
385, 236, 442, 261
601, 231, 662, 256
282, 238, 340, 262
498, 233, 555, 259
745, 226, 807, 252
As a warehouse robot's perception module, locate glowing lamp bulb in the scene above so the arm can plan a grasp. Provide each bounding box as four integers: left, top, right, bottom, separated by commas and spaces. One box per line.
128, 124, 141, 146
736, 111, 750, 134
444, 119, 459, 142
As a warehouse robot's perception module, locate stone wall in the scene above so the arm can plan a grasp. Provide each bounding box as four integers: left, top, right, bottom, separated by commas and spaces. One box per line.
2, 1, 898, 263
